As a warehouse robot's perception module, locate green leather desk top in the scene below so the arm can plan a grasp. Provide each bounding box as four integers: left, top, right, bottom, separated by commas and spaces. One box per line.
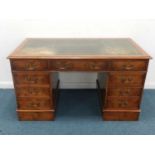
8, 38, 151, 59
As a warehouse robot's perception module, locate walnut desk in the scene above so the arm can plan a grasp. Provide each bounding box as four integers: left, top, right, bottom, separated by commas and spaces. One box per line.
7, 38, 151, 121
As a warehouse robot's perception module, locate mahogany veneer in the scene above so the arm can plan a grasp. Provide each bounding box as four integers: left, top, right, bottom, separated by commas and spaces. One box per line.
7, 38, 151, 121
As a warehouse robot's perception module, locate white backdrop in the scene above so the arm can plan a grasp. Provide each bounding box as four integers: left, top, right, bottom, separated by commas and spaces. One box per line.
1, 1, 155, 155
0, 0, 155, 89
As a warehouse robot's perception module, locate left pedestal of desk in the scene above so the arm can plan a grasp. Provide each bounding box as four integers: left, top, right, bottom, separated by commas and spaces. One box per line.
9, 59, 59, 121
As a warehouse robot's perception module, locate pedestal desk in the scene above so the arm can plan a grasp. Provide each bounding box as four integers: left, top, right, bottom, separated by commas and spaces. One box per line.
7, 38, 151, 121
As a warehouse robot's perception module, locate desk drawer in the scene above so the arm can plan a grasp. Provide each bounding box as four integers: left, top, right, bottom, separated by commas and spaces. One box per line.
13, 72, 50, 85
104, 96, 140, 110
108, 72, 146, 87
11, 59, 48, 71
49, 60, 108, 71
111, 60, 148, 71
103, 110, 140, 121
16, 86, 50, 97
17, 110, 55, 121
17, 98, 53, 110
107, 87, 142, 96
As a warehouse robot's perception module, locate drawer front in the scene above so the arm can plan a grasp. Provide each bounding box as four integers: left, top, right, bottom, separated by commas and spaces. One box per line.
17, 98, 53, 110
104, 97, 141, 110
108, 72, 146, 87
17, 111, 55, 121
11, 60, 48, 71
107, 87, 142, 96
49, 60, 108, 71
103, 111, 140, 121
13, 72, 50, 85
111, 60, 148, 71
16, 87, 50, 97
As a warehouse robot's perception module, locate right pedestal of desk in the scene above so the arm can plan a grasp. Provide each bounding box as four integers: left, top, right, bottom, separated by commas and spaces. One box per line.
97, 59, 149, 121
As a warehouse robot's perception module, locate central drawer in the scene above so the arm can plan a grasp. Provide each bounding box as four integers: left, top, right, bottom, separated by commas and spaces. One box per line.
49, 60, 108, 71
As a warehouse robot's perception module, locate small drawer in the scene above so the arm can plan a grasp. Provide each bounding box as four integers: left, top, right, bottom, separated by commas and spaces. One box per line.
13, 72, 50, 85
17, 98, 54, 110
49, 60, 108, 71
16, 86, 50, 97
104, 96, 141, 110
110, 60, 148, 71
108, 72, 146, 87
11, 59, 48, 71
107, 87, 142, 96
17, 110, 55, 121
103, 110, 140, 121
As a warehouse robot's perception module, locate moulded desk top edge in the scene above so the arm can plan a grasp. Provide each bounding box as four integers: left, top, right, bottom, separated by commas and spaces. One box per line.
7, 38, 152, 59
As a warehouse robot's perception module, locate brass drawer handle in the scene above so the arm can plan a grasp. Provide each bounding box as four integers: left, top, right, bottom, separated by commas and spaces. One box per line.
120, 77, 133, 84
26, 65, 35, 70
122, 64, 134, 70
27, 88, 40, 95
24, 101, 47, 108
119, 89, 131, 95
32, 103, 40, 108
56, 62, 73, 70
25, 61, 39, 70
27, 102, 40, 108
25, 76, 38, 84
87, 62, 100, 70
118, 101, 128, 107
90, 62, 99, 69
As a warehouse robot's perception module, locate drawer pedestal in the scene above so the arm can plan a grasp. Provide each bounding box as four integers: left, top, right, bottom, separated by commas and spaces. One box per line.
97, 59, 148, 121
11, 61, 59, 121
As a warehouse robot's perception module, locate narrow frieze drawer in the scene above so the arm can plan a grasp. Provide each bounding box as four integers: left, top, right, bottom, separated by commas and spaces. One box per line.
49, 60, 108, 71
110, 60, 148, 71
11, 59, 48, 71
